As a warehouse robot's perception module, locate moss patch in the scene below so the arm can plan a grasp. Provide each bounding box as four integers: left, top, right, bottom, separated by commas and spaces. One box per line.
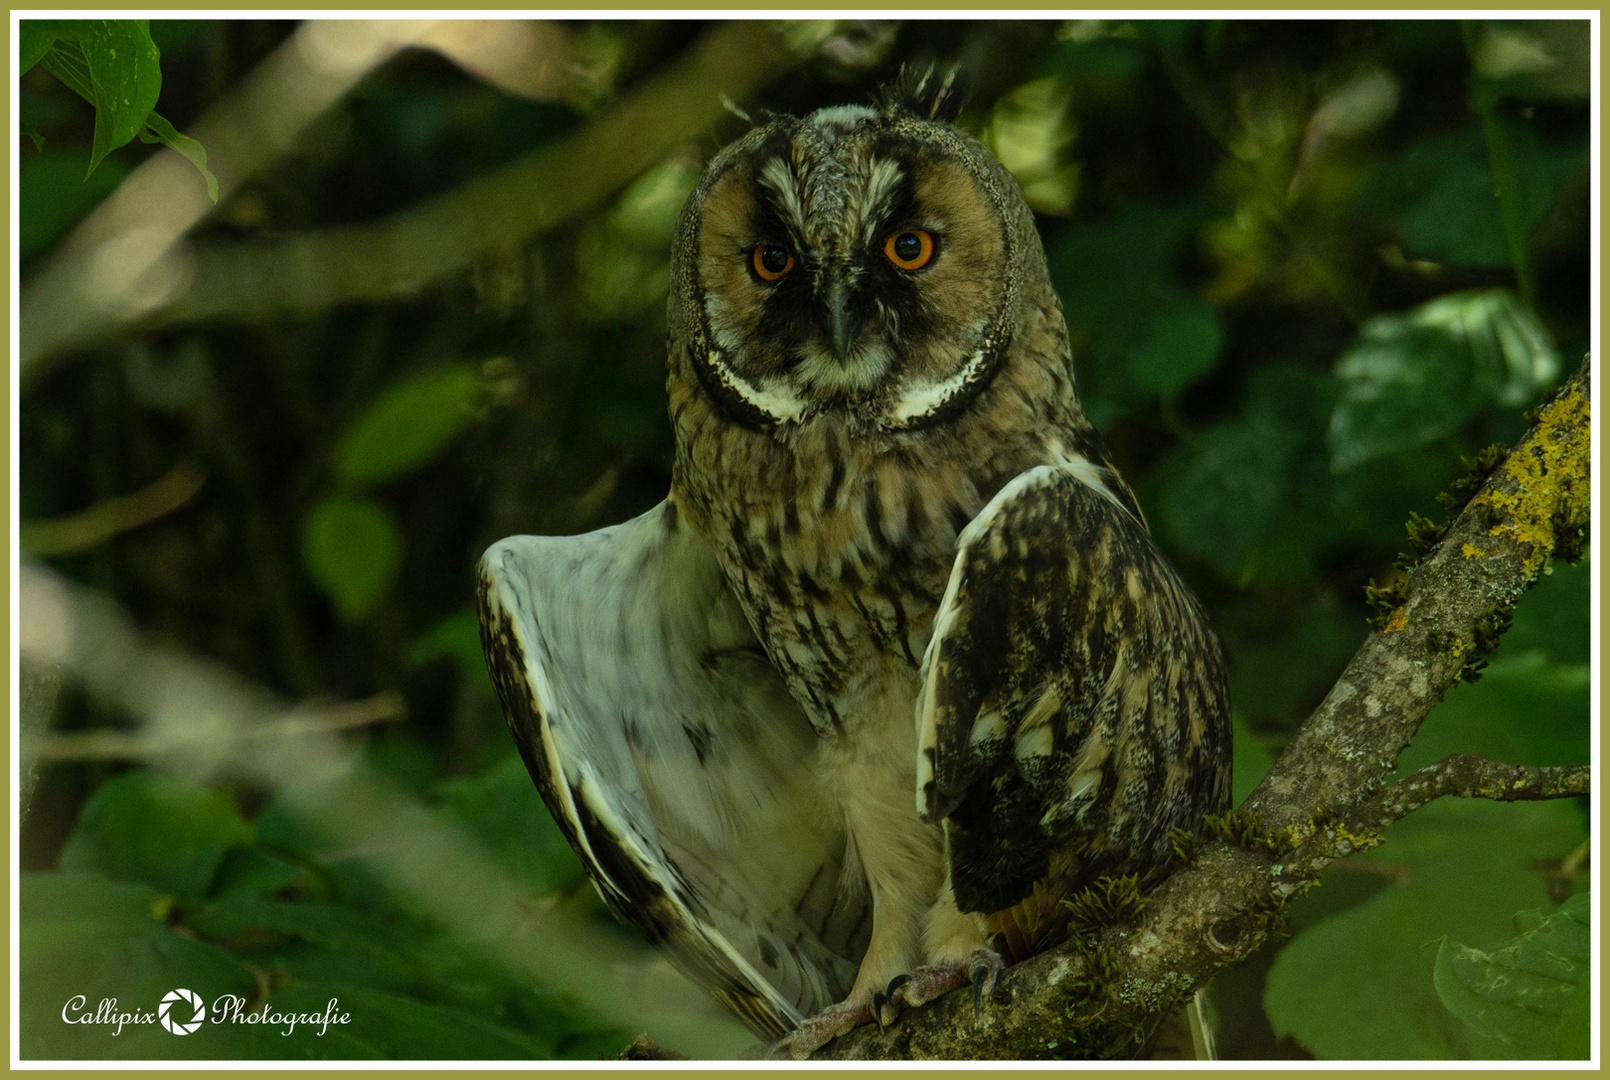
1063, 875, 1149, 935
1203, 808, 1291, 860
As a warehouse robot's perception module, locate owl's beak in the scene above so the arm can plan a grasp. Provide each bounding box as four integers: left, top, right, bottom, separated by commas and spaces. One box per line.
823, 281, 859, 361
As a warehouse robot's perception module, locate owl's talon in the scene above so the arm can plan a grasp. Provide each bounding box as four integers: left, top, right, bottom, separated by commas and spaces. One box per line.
871, 991, 890, 1029
970, 947, 1005, 1015
770, 999, 874, 1060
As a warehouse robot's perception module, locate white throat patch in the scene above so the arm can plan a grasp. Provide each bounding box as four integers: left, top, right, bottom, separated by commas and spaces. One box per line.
889, 348, 990, 426
705, 349, 810, 424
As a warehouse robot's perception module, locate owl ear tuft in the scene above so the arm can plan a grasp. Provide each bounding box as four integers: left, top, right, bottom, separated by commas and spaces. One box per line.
877, 63, 968, 124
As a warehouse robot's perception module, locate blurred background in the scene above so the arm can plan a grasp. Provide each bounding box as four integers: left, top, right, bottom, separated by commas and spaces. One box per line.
16, 18, 1592, 1060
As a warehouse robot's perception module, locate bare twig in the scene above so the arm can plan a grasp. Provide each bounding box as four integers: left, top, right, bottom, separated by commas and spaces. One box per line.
20, 463, 205, 557
24, 690, 408, 763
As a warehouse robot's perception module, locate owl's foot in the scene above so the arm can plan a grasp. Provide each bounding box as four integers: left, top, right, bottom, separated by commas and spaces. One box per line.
768, 999, 874, 1060
873, 947, 1005, 1026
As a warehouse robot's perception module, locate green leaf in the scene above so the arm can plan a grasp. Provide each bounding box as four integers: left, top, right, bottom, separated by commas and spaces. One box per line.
330, 364, 483, 489
20, 21, 60, 74
1328, 289, 1559, 472
1555, 973, 1591, 1059
22, 868, 165, 927
209, 843, 320, 903
191, 896, 418, 960
21, 871, 255, 1059
407, 608, 494, 695
141, 110, 218, 202
1220, 597, 1364, 731
1358, 120, 1588, 269
57, 21, 164, 179
1127, 301, 1222, 396
300, 495, 404, 622
1231, 714, 1274, 806
1433, 893, 1590, 1058
1265, 798, 1587, 1058
1161, 363, 1327, 577
59, 770, 254, 900
437, 754, 587, 895
1499, 555, 1591, 664
20, 146, 129, 259
1048, 200, 1223, 413
39, 41, 96, 105
1164, 418, 1296, 572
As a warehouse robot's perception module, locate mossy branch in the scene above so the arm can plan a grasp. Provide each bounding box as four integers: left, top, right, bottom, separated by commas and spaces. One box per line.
813, 357, 1591, 1060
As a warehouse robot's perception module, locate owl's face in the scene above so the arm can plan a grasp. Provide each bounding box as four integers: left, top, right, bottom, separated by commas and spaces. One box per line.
670, 85, 1037, 434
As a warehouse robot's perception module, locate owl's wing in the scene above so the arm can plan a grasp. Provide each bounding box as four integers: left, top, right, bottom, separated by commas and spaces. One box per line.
916, 458, 1231, 919
477, 503, 868, 1038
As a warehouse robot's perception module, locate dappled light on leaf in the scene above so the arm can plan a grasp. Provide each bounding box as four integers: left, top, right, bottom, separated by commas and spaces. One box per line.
1328, 289, 1558, 472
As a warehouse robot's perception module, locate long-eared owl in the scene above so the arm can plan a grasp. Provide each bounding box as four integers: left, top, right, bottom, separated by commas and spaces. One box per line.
477, 69, 1231, 1058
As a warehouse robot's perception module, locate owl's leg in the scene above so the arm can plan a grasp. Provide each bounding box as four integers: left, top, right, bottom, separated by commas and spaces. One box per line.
773, 751, 944, 1058
876, 853, 1005, 1024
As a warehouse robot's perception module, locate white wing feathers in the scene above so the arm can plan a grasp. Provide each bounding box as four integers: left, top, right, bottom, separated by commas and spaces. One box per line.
476, 502, 868, 1036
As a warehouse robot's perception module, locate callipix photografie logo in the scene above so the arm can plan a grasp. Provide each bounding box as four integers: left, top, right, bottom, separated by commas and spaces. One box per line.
159, 988, 205, 1035
60, 989, 352, 1038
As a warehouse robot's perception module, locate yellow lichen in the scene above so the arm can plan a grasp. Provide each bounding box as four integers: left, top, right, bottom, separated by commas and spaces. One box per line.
1461, 542, 1484, 559
1469, 383, 1591, 579
1382, 607, 1408, 633
1331, 820, 1383, 854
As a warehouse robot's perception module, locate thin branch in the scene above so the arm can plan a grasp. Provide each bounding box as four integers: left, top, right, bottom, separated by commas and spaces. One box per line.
20, 21, 804, 377
24, 690, 408, 763
1354, 753, 1590, 830
1248, 356, 1591, 836
19, 20, 444, 382
19, 463, 205, 556
815, 357, 1592, 1060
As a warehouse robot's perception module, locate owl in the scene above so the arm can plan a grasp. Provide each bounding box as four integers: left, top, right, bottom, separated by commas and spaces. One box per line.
477, 69, 1231, 1059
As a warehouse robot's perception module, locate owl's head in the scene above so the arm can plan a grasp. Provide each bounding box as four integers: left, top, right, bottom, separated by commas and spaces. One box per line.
668, 69, 1049, 433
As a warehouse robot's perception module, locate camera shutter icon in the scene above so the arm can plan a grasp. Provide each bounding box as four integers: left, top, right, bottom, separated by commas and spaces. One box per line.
158, 988, 206, 1035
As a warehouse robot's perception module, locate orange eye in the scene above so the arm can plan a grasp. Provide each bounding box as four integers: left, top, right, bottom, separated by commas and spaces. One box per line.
884, 229, 935, 271
751, 244, 795, 282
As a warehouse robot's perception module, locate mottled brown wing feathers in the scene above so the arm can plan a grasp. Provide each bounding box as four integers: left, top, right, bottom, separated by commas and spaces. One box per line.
917, 461, 1231, 919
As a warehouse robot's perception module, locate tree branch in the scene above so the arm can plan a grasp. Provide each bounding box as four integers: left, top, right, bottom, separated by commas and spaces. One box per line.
19, 462, 205, 556
20, 21, 804, 380
19, 20, 442, 382
1353, 753, 1591, 830
815, 357, 1591, 1059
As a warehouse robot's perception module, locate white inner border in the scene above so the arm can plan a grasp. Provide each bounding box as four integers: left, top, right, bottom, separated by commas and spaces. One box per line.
9, 9, 1602, 1071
